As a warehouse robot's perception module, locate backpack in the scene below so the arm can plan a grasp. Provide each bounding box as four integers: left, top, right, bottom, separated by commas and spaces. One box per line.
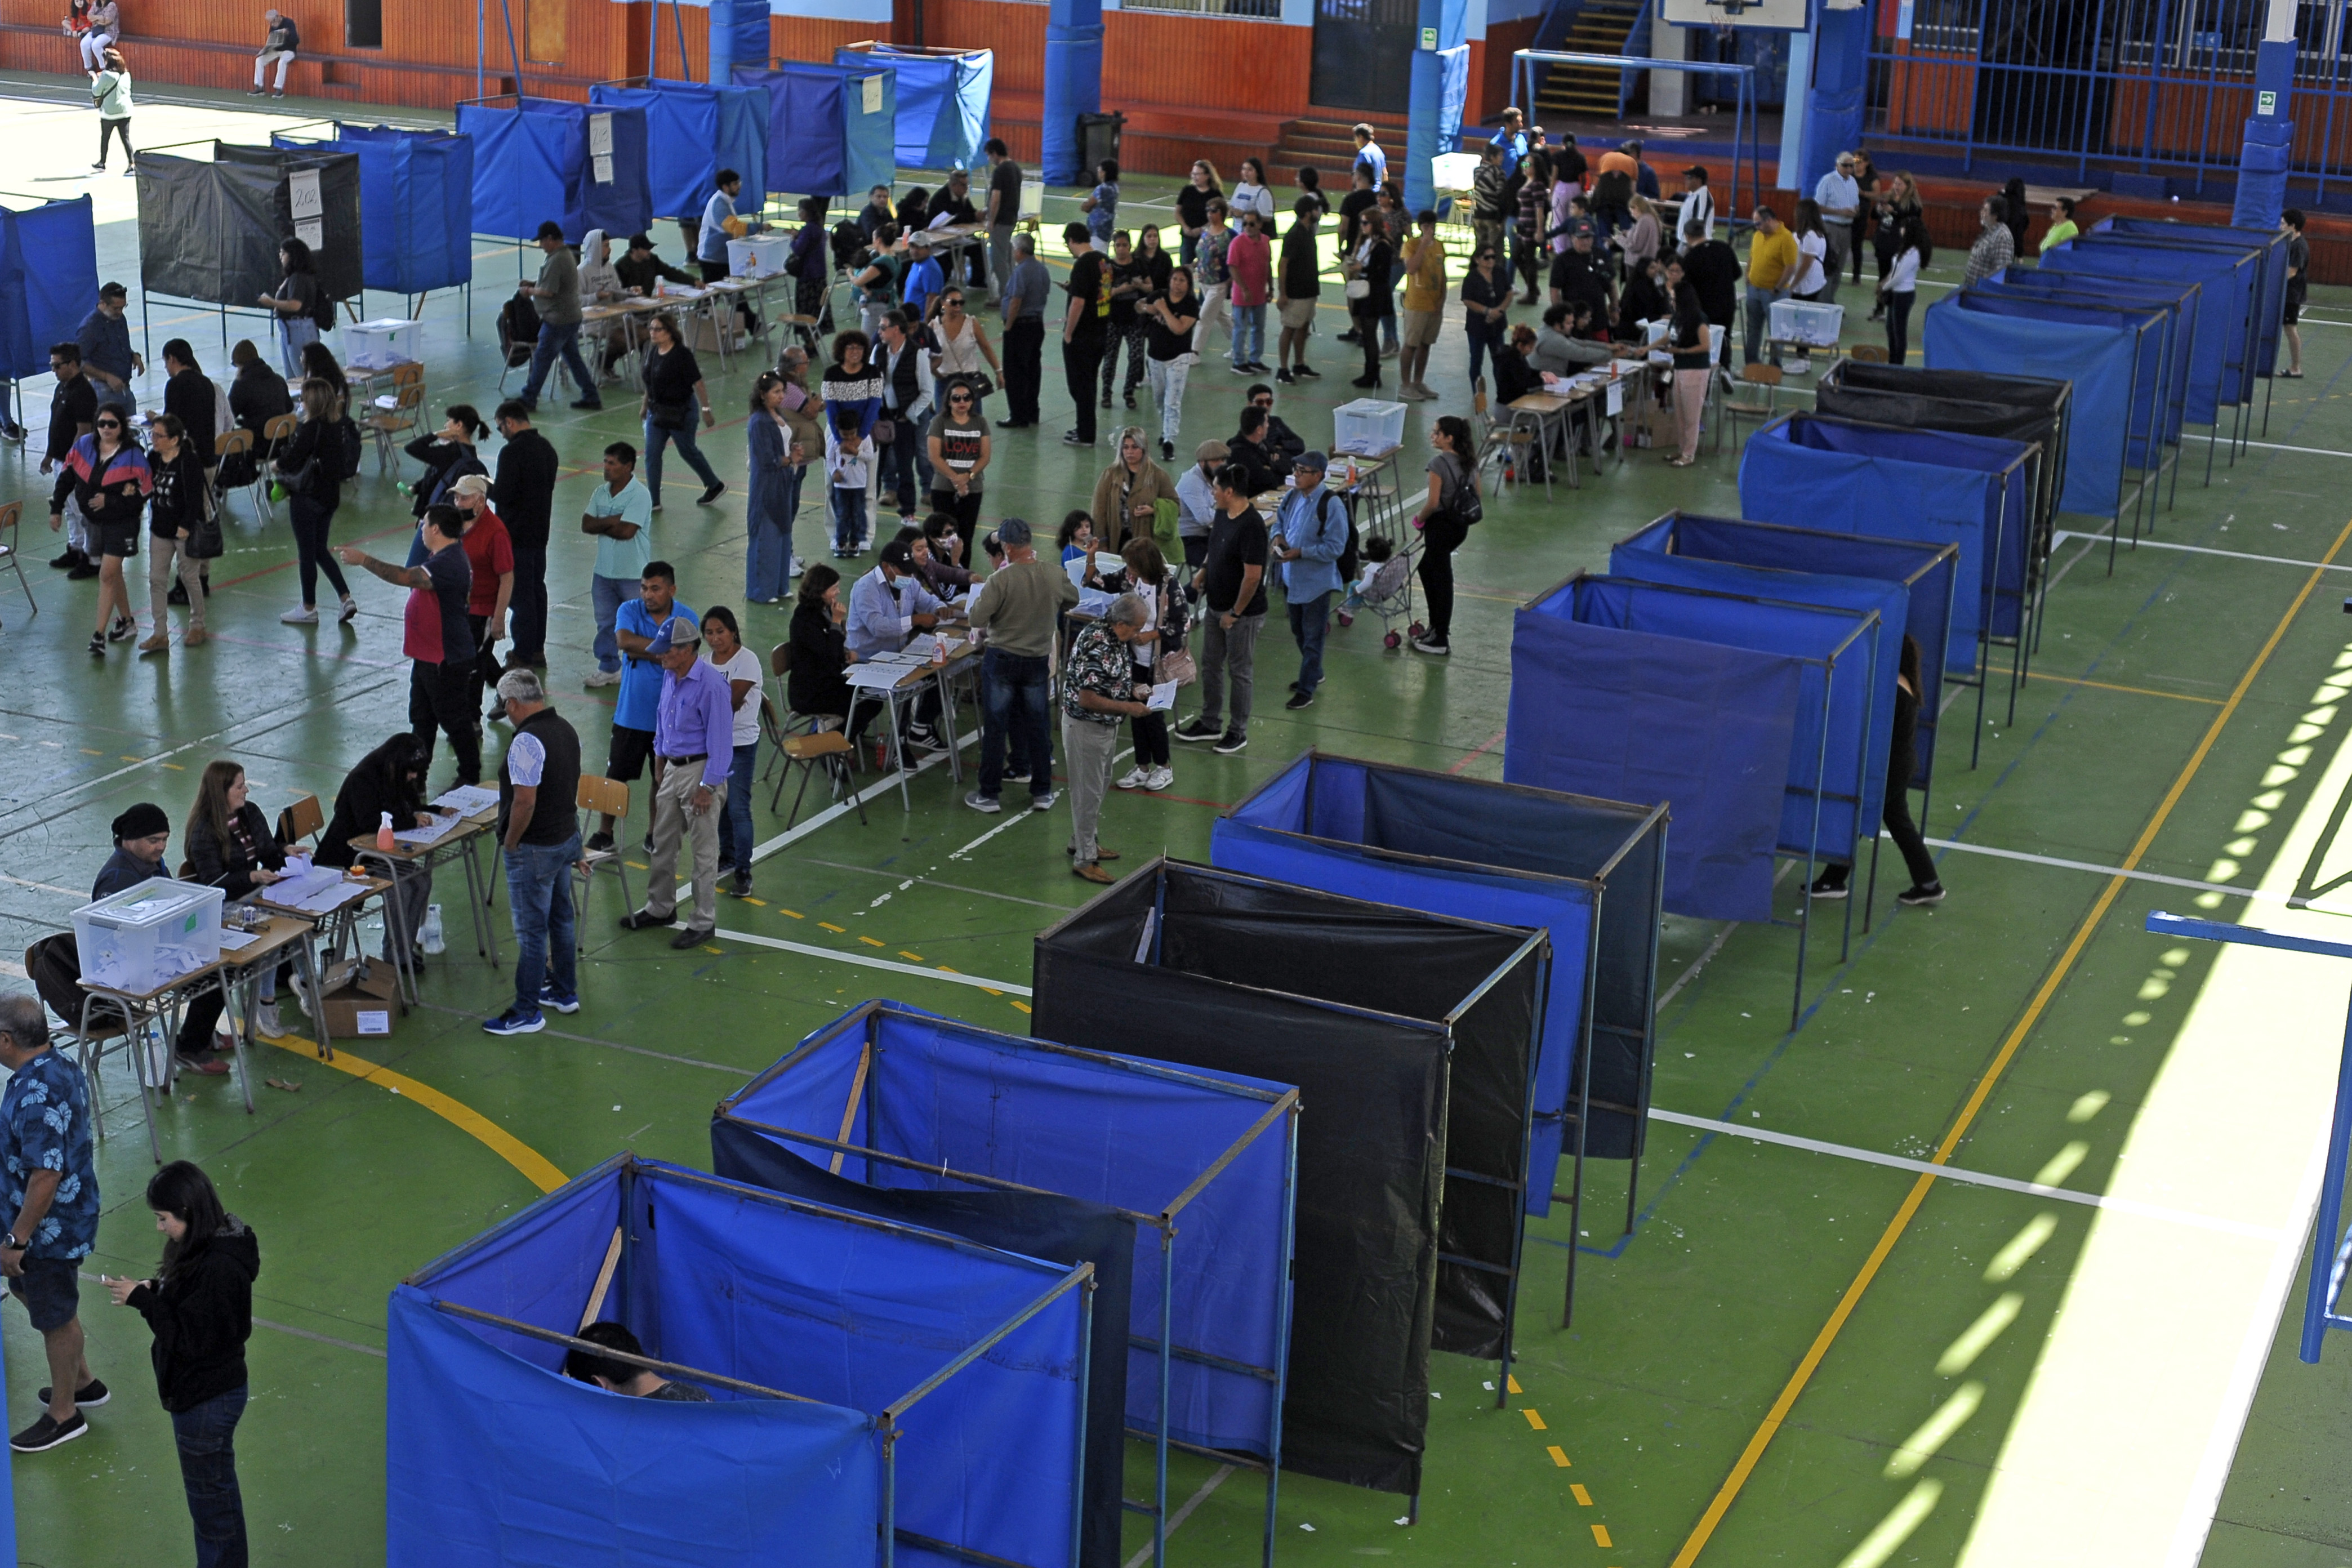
499, 295, 542, 368
312, 287, 338, 332
336, 413, 363, 483
830, 220, 866, 271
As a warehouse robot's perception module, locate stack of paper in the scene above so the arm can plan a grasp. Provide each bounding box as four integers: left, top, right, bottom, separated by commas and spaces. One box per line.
433, 785, 501, 817
393, 811, 467, 848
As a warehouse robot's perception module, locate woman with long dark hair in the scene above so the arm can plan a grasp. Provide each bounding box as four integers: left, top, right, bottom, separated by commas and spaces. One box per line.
402, 403, 489, 522
787, 563, 856, 725
1879, 215, 1931, 366
1410, 415, 1477, 657
273, 377, 357, 625
638, 312, 724, 510
46, 398, 149, 657
257, 237, 321, 376
106, 1161, 259, 1568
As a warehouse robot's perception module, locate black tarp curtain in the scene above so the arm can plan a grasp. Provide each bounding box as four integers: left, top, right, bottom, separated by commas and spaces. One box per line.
1031, 858, 1547, 1498
136, 145, 363, 311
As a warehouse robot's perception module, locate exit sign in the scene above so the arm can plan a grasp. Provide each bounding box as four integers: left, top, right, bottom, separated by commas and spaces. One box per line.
1421, 26, 1437, 48
2259, 90, 2279, 115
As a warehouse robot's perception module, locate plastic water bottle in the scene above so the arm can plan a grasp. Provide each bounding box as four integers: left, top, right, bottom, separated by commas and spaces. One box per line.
419, 903, 447, 956
376, 811, 397, 853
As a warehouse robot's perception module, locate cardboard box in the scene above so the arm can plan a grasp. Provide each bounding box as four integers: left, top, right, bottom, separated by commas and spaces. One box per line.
683, 312, 745, 355
318, 962, 403, 1039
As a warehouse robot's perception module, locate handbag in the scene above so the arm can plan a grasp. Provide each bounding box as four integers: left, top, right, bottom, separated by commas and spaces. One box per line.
648, 399, 693, 431
1152, 583, 1197, 685
872, 415, 897, 446
1345, 277, 1371, 300
187, 473, 225, 560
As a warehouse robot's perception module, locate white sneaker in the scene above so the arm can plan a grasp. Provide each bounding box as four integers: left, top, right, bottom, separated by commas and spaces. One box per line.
280, 605, 319, 625
254, 1003, 283, 1039
1113, 766, 1151, 791
584, 669, 622, 688
1145, 766, 1174, 791
338, 596, 360, 624
1030, 790, 1059, 811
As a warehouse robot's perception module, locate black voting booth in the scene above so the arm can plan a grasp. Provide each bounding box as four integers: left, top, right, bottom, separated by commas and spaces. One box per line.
1032, 859, 1549, 1501
134, 144, 362, 350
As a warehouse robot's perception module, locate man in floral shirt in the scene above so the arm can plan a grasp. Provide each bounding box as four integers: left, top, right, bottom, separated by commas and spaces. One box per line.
1061, 594, 1152, 884
0, 995, 102, 1452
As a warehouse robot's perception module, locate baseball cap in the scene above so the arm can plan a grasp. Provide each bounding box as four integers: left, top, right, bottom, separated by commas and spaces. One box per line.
644, 616, 701, 655
1295, 449, 1329, 474
997, 516, 1032, 546
879, 538, 916, 569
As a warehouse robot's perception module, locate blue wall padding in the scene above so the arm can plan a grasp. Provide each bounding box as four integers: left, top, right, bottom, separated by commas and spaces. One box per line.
0, 195, 96, 381
457, 99, 652, 244
2233, 112, 2292, 232
1507, 595, 1804, 922
393, 1156, 1087, 1568
278, 126, 473, 296
587, 79, 767, 222
715, 1002, 1291, 1459
836, 45, 992, 171
1042, 0, 1102, 188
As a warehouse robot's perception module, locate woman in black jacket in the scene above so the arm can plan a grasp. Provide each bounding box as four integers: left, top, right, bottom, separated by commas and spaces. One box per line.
638, 312, 724, 509
142, 413, 212, 651
177, 759, 289, 1062
317, 733, 436, 964
1348, 211, 1394, 389
273, 377, 355, 624
220, 339, 291, 489
401, 404, 489, 520
108, 1161, 259, 1568
787, 563, 855, 723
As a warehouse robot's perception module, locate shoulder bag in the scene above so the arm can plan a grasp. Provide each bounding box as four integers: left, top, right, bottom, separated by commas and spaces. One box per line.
1153, 579, 1197, 686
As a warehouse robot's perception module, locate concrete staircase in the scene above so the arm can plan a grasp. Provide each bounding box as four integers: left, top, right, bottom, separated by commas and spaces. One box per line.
1534, 0, 1645, 122
1273, 114, 1408, 182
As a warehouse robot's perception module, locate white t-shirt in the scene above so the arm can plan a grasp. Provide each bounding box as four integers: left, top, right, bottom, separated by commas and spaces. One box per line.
1887, 246, 1921, 294
1789, 231, 1828, 297
712, 646, 761, 747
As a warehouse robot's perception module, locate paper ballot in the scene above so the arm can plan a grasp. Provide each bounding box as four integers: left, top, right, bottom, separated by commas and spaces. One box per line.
1147, 681, 1177, 712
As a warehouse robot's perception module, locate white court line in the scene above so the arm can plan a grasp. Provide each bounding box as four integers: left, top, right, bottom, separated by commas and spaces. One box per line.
1904, 831, 2305, 908
747, 736, 974, 864
2052, 528, 2352, 573
2238, 438, 2352, 460
705, 923, 1033, 997
1646, 1108, 2285, 1242
1122, 1465, 1236, 1568
0, 874, 81, 898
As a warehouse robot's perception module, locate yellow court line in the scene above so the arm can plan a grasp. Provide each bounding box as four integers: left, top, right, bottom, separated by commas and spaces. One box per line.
1667, 513, 2352, 1568
262, 1034, 567, 1193
2030, 672, 2226, 706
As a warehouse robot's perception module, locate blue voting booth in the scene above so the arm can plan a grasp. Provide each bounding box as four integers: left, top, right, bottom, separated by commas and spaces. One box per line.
587, 79, 768, 222
389, 1153, 1091, 1568
711, 1000, 1296, 1568
2101, 217, 2291, 385
271, 125, 472, 299
0, 195, 95, 426
1509, 573, 1879, 1021
1974, 273, 2191, 464
455, 97, 652, 246
1213, 751, 1665, 1324
733, 60, 897, 199
836, 44, 992, 170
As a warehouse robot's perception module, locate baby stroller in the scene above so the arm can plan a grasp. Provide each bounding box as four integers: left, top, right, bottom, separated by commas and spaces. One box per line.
1347, 534, 1422, 651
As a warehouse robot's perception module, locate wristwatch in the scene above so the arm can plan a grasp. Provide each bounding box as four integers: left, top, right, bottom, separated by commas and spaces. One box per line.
5, 1233, 24, 1250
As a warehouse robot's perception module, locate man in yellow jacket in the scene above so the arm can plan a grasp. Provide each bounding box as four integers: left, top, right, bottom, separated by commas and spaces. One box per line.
1743, 205, 1798, 367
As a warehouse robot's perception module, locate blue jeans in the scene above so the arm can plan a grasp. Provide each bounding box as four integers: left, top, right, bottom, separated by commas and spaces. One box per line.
643, 417, 721, 507
721, 741, 757, 868
591, 573, 638, 674
1231, 304, 1266, 368
520, 319, 598, 407
1288, 589, 1332, 694
277, 317, 318, 378
504, 835, 580, 1014
1465, 320, 1503, 386
980, 648, 1053, 801
171, 1385, 248, 1568
830, 485, 868, 553
747, 468, 802, 602
876, 416, 933, 512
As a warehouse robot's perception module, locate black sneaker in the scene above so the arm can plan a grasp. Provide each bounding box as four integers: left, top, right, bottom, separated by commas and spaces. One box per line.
584, 830, 615, 853
1173, 717, 1221, 743
48, 547, 80, 569
166, 581, 189, 606
1002, 769, 1032, 784
1808, 872, 1849, 900
1284, 689, 1315, 710
11, 1411, 87, 1452
618, 908, 669, 931
698, 481, 726, 505
571, 398, 604, 411
1897, 882, 1946, 906
642, 834, 656, 857
1062, 431, 1093, 447
1275, 368, 1294, 385
67, 560, 99, 581
35, 1380, 108, 1409
730, 868, 753, 897
1293, 363, 1321, 379
1213, 730, 1249, 755
87, 632, 106, 657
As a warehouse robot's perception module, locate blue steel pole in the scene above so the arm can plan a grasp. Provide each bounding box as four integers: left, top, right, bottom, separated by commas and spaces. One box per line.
2301, 991, 2352, 1362
1155, 1225, 1173, 1568
1259, 1108, 1299, 1568
1074, 1278, 1094, 1568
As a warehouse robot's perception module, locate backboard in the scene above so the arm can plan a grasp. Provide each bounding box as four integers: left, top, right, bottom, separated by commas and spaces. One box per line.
1659, 0, 1811, 29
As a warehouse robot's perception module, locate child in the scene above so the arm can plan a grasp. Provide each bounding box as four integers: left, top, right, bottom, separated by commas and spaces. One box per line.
1058, 510, 1103, 586
1083, 159, 1120, 247
1342, 534, 1395, 611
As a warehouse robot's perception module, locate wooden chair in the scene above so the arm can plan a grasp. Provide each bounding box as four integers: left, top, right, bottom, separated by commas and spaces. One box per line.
1713, 363, 1783, 455
256, 413, 300, 520
275, 792, 326, 853
764, 643, 866, 825
0, 501, 32, 618
1847, 342, 1888, 364
572, 776, 632, 944
366, 384, 425, 475
1470, 387, 1542, 495
212, 427, 260, 520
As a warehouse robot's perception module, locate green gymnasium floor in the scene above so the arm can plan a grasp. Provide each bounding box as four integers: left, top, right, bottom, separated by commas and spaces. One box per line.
3, 72, 2352, 1568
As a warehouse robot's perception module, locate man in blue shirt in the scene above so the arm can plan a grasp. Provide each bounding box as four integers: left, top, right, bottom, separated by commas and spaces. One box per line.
0, 995, 102, 1453
1489, 107, 1530, 180
582, 444, 653, 687
617, 616, 736, 944
75, 282, 141, 413
848, 540, 950, 748
1352, 124, 1388, 191
694, 169, 761, 335
585, 562, 694, 854
1271, 451, 1350, 709
900, 234, 945, 323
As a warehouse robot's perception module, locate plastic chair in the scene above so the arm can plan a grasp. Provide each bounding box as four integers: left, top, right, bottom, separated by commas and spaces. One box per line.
572, 775, 632, 947
367, 384, 425, 475
1471, 388, 1542, 495
0, 501, 33, 618
1713, 363, 1782, 455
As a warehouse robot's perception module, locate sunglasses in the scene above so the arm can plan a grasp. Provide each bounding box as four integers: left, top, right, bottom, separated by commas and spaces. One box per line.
950, 393, 973, 403
95, 418, 122, 429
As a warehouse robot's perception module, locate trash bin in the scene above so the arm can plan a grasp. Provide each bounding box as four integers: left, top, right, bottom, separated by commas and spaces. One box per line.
1076, 111, 1125, 177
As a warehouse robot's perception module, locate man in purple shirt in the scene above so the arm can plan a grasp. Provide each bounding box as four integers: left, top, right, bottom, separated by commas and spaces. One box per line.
616, 616, 735, 945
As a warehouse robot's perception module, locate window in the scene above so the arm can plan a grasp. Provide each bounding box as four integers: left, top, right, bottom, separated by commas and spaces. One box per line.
1119, 0, 1284, 16
346, 0, 382, 50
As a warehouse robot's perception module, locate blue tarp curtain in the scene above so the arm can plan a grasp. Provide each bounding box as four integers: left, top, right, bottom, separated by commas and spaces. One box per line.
1948, 288, 2172, 471
1737, 413, 2031, 657
0, 196, 96, 382
1981, 266, 2201, 443
391, 1155, 1088, 1568
455, 99, 652, 245
2103, 217, 2290, 378
711, 1001, 1291, 1462
2050, 235, 2257, 412
1615, 512, 1956, 789
1923, 297, 2148, 521
587, 79, 768, 222
835, 44, 992, 170
1507, 590, 1802, 923
1213, 752, 1666, 1201
732, 61, 897, 199
275, 125, 473, 296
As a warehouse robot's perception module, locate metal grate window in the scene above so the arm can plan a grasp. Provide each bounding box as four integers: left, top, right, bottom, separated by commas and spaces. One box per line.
1118, 0, 1285, 15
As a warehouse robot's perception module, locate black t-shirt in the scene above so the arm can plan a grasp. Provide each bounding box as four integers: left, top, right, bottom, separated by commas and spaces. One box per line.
165, 368, 216, 466
1201, 506, 1268, 618
1279, 225, 1321, 299
1107, 257, 1146, 327
1550, 250, 1612, 315
48, 373, 97, 464
1682, 239, 1740, 326
1338, 189, 1378, 251
1064, 251, 1109, 343
1147, 303, 1199, 360
643, 345, 702, 408
279, 271, 326, 329
986, 159, 1022, 225
933, 189, 977, 227
1176, 186, 1211, 233
424, 541, 476, 665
